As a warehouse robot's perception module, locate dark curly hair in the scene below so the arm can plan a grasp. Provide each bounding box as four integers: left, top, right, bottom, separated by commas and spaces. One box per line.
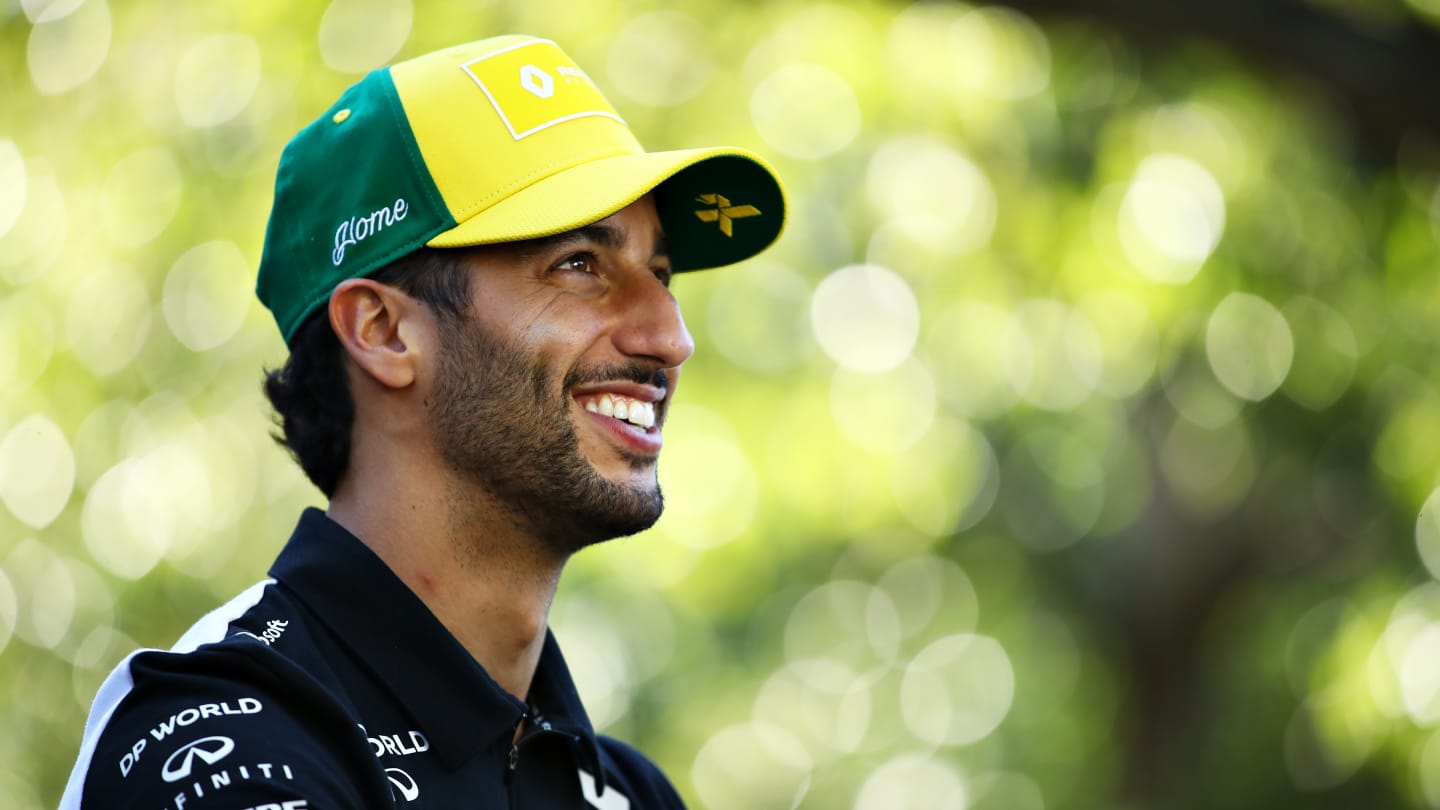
262, 248, 473, 497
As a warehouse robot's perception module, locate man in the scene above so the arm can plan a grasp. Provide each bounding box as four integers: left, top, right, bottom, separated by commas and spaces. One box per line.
61, 34, 784, 809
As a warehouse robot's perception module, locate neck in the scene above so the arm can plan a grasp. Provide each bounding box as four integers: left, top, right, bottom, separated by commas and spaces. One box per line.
327, 449, 568, 700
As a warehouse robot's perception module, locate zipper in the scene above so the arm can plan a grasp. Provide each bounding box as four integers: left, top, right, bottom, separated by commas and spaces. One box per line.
505, 709, 528, 781
506, 710, 568, 782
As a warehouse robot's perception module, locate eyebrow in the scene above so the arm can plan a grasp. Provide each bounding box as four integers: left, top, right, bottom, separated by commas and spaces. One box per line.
512, 221, 671, 264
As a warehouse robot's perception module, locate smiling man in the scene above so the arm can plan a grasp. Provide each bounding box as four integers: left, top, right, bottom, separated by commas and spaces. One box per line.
62, 35, 784, 809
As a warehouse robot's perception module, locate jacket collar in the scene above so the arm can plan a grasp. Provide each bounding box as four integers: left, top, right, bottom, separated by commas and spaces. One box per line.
269, 508, 598, 771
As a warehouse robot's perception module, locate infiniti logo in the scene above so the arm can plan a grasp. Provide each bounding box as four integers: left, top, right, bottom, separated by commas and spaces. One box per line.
386, 767, 420, 802
162, 736, 235, 783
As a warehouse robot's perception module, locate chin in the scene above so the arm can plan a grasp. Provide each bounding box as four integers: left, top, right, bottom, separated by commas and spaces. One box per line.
533, 477, 665, 557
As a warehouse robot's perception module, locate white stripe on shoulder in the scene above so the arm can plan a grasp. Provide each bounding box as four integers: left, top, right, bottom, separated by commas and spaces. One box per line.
58, 578, 277, 810
170, 579, 275, 652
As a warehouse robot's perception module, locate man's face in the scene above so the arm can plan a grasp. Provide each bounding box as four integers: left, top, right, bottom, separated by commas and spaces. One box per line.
426, 196, 693, 554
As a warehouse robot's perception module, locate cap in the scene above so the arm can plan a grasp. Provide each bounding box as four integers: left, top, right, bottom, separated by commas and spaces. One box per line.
256, 35, 787, 345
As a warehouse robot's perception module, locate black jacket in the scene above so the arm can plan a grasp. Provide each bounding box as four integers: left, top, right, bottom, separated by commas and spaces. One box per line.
62, 508, 686, 809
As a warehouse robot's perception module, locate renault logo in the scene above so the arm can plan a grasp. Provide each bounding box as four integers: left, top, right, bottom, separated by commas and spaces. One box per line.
162, 736, 235, 783
519, 64, 554, 99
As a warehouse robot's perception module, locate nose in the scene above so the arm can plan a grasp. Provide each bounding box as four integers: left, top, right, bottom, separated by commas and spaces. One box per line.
611, 274, 695, 370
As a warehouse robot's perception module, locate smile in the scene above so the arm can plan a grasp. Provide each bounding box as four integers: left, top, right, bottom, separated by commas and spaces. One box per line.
577, 393, 656, 429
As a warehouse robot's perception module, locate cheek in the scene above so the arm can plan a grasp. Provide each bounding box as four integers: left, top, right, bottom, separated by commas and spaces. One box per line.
517, 313, 610, 369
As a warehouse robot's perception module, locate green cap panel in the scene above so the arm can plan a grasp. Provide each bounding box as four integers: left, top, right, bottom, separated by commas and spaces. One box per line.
256, 69, 454, 344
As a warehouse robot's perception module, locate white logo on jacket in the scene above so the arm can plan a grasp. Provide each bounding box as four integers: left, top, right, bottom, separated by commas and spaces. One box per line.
119, 698, 263, 777
579, 769, 630, 810
162, 736, 235, 782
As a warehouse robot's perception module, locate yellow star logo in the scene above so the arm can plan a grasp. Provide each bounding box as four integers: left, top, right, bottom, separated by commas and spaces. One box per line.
693, 194, 761, 237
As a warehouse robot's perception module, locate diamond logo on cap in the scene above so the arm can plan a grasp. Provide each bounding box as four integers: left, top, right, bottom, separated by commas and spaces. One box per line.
461, 39, 623, 140
693, 194, 761, 237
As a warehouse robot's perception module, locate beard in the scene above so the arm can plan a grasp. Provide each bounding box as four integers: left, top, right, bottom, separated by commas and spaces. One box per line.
427, 311, 666, 557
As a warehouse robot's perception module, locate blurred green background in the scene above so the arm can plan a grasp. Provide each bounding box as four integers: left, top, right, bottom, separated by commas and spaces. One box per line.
7, 0, 1440, 807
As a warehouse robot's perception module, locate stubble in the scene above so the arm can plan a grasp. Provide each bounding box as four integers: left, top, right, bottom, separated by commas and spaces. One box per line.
427, 312, 666, 558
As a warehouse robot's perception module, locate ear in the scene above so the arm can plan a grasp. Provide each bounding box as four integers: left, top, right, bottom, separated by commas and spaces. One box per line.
328, 278, 425, 390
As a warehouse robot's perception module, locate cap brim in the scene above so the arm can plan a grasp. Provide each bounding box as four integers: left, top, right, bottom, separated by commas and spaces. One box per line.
426, 146, 786, 272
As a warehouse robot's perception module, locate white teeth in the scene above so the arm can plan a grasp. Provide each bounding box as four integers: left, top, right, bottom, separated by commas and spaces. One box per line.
582, 395, 656, 429
636, 403, 655, 428
625, 402, 645, 428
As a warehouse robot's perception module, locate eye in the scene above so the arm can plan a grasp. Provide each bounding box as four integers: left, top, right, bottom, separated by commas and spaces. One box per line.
652, 264, 673, 288
555, 253, 596, 275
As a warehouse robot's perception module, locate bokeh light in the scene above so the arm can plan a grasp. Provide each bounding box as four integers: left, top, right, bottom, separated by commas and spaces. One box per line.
174, 33, 263, 128
1418, 729, 1440, 808
0, 142, 27, 240
878, 555, 980, 641
1162, 350, 1244, 429
161, 240, 255, 351
0, 567, 17, 656
0, 291, 57, 392
550, 596, 634, 731
606, 12, 714, 107
1076, 289, 1159, 398
1158, 411, 1257, 516
65, 263, 152, 376
1013, 299, 1103, 411
785, 580, 899, 671
100, 148, 183, 249
26, 0, 110, 95
928, 299, 1030, 418
867, 137, 998, 255
1116, 154, 1226, 283
21, 0, 87, 22
752, 662, 872, 758
0, 159, 67, 287
901, 632, 1015, 746
967, 771, 1046, 810
750, 62, 861, 160
691, 722, 813, 810
853, 753, 968, 810
1398, 620, 1440, 725
318, 0, 414, 73
1419, 489, 1440, 581
706, 259, 813, 373
1281, 296, 1358, 411
0, 415, 75, 529
811, 264, 919, 372
829, 358, 938, 454
891, 417, 999, 535
1205, 292, 1294, 401
6, 539, 76, 651
653, 405, 758, 550
951, 5, 1052, 100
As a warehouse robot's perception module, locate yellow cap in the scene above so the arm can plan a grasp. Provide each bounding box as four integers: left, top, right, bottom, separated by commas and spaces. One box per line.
257, 35, 787, 345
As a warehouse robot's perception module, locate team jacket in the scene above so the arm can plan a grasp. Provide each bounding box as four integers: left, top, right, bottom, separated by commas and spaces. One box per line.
61, 508, 687, 809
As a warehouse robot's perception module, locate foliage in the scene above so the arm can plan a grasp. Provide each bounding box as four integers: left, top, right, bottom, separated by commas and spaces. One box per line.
4, 1, 1440, 807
